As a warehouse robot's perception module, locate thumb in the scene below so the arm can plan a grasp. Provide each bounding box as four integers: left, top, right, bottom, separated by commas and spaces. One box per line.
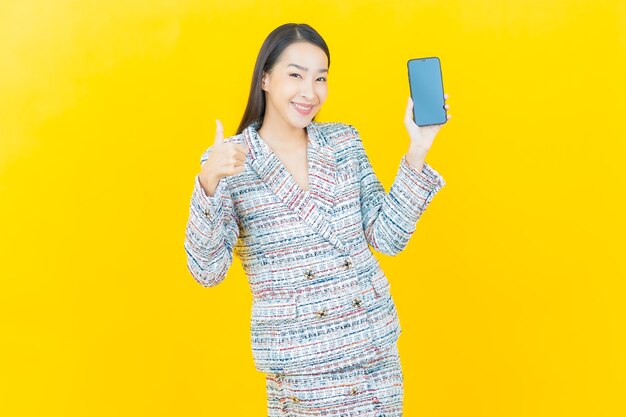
214, 119, 224, 146
404, 97, 414, 124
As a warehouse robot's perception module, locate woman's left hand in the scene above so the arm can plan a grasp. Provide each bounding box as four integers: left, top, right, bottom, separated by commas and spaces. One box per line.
403, 93, 451, 162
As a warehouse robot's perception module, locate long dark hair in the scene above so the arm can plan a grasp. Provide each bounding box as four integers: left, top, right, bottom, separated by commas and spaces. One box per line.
236, 23, 330, 135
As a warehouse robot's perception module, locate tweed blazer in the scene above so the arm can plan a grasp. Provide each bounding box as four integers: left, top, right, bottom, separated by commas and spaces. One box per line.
184, 119, 446, 375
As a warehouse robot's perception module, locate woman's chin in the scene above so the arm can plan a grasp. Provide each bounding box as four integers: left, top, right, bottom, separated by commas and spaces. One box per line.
292, 112, 319, 127
288, 117, 314, 129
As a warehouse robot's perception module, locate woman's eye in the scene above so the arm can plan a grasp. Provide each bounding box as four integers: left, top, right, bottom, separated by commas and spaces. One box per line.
289, 73, 326, 82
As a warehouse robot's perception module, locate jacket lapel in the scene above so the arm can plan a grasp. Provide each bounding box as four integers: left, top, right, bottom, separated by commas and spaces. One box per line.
244, 120, 346, 251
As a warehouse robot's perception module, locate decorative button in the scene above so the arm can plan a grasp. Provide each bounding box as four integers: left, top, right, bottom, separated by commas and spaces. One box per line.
203, 208, 211, 218
315, 308, 328, 318
290, 396, 300, 403
304, 269, 315, 279
352, 298, 362, 308
343, 259, 352, 269
349, 387, 359, 396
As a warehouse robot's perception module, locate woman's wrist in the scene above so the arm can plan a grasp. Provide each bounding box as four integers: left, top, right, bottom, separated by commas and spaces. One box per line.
405, 147, 428, 172
199, 173, 220, 197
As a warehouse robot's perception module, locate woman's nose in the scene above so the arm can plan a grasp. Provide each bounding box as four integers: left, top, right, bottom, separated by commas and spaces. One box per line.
300, 81, 314, 99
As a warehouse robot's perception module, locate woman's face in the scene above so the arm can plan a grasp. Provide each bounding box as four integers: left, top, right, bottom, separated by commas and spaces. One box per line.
261, 41, 329, 130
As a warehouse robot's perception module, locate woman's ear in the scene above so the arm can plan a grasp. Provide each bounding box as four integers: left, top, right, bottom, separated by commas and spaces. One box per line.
261, 72, 269, 92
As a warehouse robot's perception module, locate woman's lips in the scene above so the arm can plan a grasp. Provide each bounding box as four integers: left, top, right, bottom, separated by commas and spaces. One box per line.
291, 102, 314, 115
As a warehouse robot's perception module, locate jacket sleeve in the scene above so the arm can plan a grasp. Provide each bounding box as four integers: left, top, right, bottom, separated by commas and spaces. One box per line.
350, 125, 446, 256
183, 146, 240, 287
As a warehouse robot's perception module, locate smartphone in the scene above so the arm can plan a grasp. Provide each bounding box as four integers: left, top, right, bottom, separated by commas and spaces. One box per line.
407, 57, 447, 126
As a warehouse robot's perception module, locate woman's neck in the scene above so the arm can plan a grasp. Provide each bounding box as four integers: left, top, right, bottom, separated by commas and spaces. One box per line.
258, 116, 308, 151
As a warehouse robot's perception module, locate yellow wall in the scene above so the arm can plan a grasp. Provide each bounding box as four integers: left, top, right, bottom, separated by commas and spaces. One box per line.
1, 0, 625, 416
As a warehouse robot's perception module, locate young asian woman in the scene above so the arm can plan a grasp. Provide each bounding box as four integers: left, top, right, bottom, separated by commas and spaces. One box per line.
184, 22, 451, 417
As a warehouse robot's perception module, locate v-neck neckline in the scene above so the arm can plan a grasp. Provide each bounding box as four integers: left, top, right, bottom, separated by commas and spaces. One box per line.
243, 120, 344, 250
256, 130, 312, 195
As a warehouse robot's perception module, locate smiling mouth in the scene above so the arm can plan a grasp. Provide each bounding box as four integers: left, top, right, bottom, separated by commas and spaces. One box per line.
291, 102, 315, 114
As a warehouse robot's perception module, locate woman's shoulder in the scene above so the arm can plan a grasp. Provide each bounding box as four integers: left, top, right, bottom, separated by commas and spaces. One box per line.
312, 121, 365, 156
312, 121, 355, 136
311, 121, 362, 148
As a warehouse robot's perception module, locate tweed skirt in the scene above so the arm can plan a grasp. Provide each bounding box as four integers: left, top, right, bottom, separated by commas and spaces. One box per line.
266, 343, 403, 416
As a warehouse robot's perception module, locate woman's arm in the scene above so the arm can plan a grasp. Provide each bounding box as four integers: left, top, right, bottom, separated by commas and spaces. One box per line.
183, 147, 240, 287
351, 125, 446, 256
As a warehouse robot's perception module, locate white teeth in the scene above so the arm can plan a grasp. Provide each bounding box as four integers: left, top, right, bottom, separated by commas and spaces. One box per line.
292, 102, 313, 110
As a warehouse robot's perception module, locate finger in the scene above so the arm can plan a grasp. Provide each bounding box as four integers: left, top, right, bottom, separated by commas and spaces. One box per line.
444, 93, 449, 99
233, 143, 248, 154
214, 119, 224, 146
229, 162, 245, 173
233, 152, 246, 163
404, 96, 414, 122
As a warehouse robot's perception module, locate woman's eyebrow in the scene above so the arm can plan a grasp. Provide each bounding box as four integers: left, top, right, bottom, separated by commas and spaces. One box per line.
287, 63, 328, 73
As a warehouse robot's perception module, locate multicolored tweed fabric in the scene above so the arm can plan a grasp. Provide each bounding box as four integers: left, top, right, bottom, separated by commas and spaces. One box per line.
184, 120, 446, 376
266, 342, 404, 416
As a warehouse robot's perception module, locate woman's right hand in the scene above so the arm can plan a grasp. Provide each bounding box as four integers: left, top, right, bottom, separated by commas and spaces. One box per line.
198, 119, 248, 197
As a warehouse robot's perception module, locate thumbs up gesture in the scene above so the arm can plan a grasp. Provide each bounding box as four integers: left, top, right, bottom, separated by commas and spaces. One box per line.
198, 119, 249, 197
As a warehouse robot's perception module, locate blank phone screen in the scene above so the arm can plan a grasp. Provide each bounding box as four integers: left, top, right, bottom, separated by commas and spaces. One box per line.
407, 57, 446, 126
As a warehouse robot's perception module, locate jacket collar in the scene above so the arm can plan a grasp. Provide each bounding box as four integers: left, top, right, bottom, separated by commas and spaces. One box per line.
243, 120, 346, 252
243, 119, 327, 161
